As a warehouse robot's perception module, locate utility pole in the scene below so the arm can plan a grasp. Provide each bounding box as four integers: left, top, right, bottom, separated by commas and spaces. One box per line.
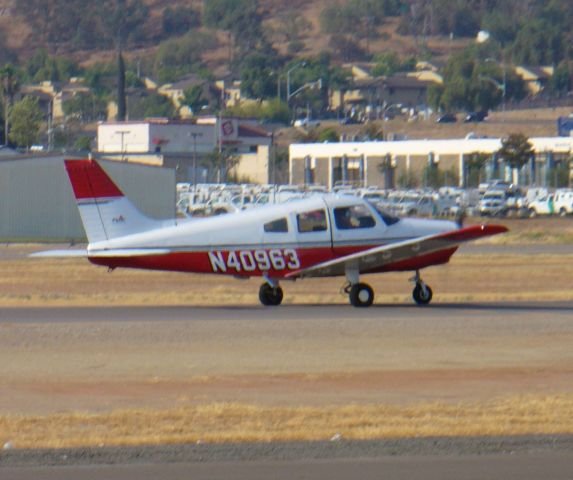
189, 131, 203, 190
116, 130, 130, 162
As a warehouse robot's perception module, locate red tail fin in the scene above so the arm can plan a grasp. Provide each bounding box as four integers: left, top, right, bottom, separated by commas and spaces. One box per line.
65, 160, 123, 200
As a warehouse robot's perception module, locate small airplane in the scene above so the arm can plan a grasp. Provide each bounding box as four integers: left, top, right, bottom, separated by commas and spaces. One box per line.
39, 159, 508, 307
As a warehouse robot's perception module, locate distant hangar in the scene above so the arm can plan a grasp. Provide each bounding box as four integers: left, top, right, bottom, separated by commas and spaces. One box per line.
0, 156, 175, 241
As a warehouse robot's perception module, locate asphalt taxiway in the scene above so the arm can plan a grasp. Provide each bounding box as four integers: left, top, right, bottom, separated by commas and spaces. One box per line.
3, 436, 573, 480
1, 301, 573, 324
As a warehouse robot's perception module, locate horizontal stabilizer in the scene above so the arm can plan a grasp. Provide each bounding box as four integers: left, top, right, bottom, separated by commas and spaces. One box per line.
30, 249, 88, 258
88, 248, 171, 257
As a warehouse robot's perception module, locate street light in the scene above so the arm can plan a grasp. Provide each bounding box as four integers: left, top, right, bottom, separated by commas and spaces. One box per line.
286, 61, 306, 106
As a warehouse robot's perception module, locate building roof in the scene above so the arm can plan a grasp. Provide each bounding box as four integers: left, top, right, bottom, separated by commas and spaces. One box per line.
518, 66, 553, 80
349, 75, 432, 90
383, 75, 433, 89
165, 74, 205, 91
238, 124, 271, 138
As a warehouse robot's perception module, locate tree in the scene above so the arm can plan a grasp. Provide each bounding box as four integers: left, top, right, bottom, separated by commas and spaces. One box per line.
181, 85, 208, 115
274, 8, 311, 53
14, 0, 150, 51
0, 64, 20, 146
225, 99, 290, 124
74, 136, 93, 152
63, 93, 107, 122
203, 0, 266, 65
465, 151, 489, 187
128, 93, 175, 120
328, 35, 366, 62
318, 128, 339, 142
117, 51, 127, 121
497, 133, 534, 185
162, 5, 200, 37
101, 0, 150, 48
320, 1, 398, 54
435, 47, 526, 112
9, 96, 43, 149
240, 52, 278, 100
152, 33, 218, 84
206, 148, 239, 183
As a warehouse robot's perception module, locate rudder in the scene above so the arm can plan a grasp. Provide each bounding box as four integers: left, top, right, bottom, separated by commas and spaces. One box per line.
65, 159, 160, 243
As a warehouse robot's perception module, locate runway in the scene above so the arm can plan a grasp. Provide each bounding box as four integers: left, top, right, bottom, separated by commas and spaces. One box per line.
2, 300, 573, 324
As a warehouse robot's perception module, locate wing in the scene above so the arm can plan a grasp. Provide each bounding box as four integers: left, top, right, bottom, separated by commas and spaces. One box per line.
286, 224, 508, 279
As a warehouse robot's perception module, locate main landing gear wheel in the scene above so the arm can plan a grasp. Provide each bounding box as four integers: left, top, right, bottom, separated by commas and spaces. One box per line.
412, 282, 433, 305
259, 283, 283, 306
349, 283, 374, 308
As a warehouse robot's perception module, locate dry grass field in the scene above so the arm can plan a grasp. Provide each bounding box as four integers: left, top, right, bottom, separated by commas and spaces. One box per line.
2, 396, 573, 449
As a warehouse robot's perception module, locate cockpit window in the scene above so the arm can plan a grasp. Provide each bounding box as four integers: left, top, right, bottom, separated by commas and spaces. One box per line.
334, 205, 376, 230
367, 201, 400, 226
264, 217, 288, 233
297, 209, 327, 233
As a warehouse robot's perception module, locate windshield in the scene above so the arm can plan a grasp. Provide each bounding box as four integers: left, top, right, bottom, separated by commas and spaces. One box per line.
366, 201, 400, 226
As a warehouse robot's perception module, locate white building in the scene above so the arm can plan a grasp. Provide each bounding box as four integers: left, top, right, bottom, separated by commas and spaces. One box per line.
289, 137, 573, 189
97, 117, 272, 184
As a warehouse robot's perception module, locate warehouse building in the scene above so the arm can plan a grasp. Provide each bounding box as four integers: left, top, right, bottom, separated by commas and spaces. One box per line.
97, 116, 272, 184
0, 156, 175, 241
289, 137, 573, 189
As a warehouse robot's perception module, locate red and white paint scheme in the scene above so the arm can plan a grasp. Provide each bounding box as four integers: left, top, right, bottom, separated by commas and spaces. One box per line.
59, 159, 508, 307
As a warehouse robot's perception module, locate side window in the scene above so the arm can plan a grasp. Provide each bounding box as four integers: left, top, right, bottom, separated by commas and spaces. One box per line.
297, 209, 327, 233
334, 205, 376, 230
264, 217, 288, 233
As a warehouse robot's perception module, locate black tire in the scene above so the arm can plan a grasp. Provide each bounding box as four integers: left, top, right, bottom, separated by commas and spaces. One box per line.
349, 283, 374, 308
559, 208, 568, 217
528, 208, 537, 218
413, 283, 433, 305
259, 283, 283, 306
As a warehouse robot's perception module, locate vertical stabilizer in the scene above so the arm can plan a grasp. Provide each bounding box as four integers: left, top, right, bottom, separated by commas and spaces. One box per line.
65, 160, 160, 243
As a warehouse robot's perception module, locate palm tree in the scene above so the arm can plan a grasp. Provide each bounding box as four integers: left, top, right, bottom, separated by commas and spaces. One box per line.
0, 64, 21, 146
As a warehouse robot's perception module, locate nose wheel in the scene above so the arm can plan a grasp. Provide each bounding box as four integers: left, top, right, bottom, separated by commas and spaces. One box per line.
259, 283, 284, 306
411, 270, 432, 305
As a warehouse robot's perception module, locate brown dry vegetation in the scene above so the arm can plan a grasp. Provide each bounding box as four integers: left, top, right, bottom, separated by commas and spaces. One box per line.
2, 395, 573, 448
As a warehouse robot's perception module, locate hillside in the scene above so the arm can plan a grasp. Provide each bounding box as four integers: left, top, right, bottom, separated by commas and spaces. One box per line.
0, 0, 470, 70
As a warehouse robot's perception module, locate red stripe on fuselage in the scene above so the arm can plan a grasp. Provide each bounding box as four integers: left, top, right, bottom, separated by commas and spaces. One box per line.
88, 245, 456, 278
65, 160, 123, 200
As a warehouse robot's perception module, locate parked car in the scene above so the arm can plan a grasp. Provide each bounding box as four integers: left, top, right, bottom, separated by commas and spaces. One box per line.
528, 194, 555, 217
395, 193, 437, 217
479, 190, 507, 216
531, 190, 573, 217
293, 117, 320, 128
555, 190, 573, 216
464, 111, 488, 123
436, 113, 457, 123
